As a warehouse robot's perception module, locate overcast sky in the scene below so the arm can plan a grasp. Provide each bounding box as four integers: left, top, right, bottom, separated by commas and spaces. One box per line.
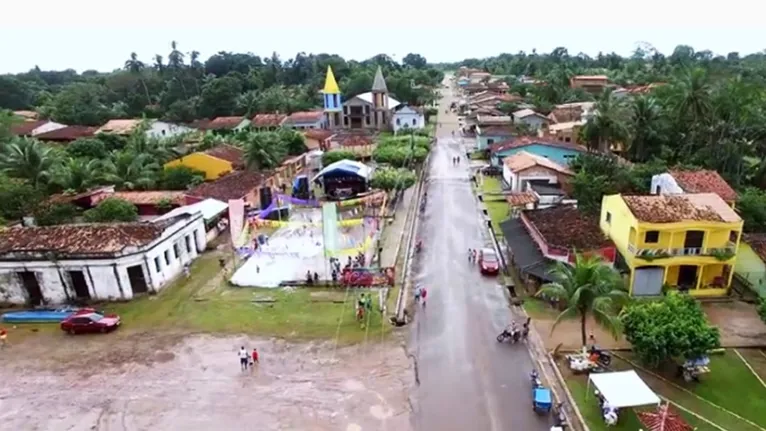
2, 0, 764, 74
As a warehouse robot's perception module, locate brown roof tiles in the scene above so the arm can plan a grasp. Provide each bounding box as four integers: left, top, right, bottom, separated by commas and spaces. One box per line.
744, 233, 766, 262
186, 170, 270, 202
105, 191, 186, 206
0, 223, 166, 256
503, 151, 573, 175
303, 129, 335, 142
96, 119, 142, 135
670, 169, 737, 202
505, 192, 538, 206
523, 206, 611, 250
35, 125, 97, 142
10, 120, 49, 136
251, 113, 287, 128
207, 117, 246, 130
622, 193, 741, 223
284, 111, 324, 124
204, 144, 244, 165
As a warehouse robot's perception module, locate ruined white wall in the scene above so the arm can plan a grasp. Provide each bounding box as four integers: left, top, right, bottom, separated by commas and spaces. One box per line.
0, 215, 206, 305
650, 173, 684, 196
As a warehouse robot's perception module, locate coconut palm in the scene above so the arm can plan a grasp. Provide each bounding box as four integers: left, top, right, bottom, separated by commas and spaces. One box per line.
582, 89, 629, 153
124, 52, 152, 105
242, 132, 286, 170
626, 95, 666, 162
53, 157, 104, 192
0, 138, 57, 188
102, 151, 160, 190
536, 253, 628, 346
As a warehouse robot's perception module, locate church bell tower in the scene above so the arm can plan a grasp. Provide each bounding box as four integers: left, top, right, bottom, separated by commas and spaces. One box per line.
322, 66, 342, 129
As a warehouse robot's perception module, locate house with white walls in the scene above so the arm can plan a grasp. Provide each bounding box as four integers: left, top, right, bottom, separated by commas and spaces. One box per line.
96, 119, 193, 139
0, 213, 206, 305
392, 105, 425, 133
512, 109, 550, 131
502, 150, 575, 209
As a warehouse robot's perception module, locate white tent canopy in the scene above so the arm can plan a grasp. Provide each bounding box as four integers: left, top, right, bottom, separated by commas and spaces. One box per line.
587, 371, 660, 409
156, 198, 228, 223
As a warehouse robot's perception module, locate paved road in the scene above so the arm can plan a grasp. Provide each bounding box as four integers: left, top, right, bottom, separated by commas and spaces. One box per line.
411, 75, 550, 431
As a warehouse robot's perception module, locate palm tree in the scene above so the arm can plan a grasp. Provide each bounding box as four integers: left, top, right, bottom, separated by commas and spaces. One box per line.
243, 132, 286, 170
102, 151, 160, 190
124, 52, 152, 105
0, 138, 57, 188
536, 254, 628, 346
583, 89, 629, 153
154, 55, 165, 75
627, 95, 666, 162
53, 158, 104, 192
670, 67, 712, 124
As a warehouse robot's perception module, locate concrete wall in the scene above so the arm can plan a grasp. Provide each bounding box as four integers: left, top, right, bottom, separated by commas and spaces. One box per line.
0, 216, 206, 305
393, 109, 425, 133
165, 153, 234, 180
147, 121, 193, 139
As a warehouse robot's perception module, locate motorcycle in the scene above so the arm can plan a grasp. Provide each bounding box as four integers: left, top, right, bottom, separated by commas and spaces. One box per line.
415, 241, 423, 254
589, 346, 612, 367
552, 402, 568, 429
496, 328, 520, 343
530, 370, 542, 388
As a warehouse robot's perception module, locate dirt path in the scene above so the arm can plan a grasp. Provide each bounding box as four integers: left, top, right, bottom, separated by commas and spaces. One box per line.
0, 333, 412, 430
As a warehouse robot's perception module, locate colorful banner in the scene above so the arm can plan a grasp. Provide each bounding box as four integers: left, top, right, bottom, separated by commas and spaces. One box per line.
228, 199, 245, 247
251, 218, 365, 229
322, 202, 339, 257
274, 191, 386, 208
340, 266, 396, 287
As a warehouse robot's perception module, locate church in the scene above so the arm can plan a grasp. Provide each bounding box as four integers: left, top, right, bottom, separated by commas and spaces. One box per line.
322, 66, 402, 131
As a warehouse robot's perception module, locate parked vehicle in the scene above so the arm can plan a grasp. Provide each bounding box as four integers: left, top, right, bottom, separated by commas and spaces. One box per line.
60, 312, 121, 335
479, 248, 499, 275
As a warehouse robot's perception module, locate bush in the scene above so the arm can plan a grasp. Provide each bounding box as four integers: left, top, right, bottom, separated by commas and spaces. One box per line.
370, 167, 416, 191
160, 165, 205, 190
621, 292, 720, 368
34, 203, 79, 226
322, 150, 357, 166
373, 145, 427, 167
66, 138, 108, 159
83, 197, 138, 223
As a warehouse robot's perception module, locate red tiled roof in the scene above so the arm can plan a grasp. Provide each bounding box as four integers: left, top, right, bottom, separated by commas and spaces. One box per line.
523, 206, 611, 250
284, 111, 324, 124
303, 129, 335, 142
490, 137, 587, 154
503, 151, 573, 176
189, 119, 212, 130
0, 223, 166, 256
337, 135, 373, 147
621, 194, 740, 223
47, 186, 115, 205
204, 144, 244, 165
10, 120, 48, 136
251, 113, 287, 128
35, 125, 97, 142
505, 192, 538, 206
186, 170, 270, 202
478, 126, 516, 137
207, 116, 246, 130
669, 169, 737, 202
101, 191, 186, 206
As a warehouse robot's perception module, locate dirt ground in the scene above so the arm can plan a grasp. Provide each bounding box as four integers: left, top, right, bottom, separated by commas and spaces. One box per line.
0, 332, 413, 431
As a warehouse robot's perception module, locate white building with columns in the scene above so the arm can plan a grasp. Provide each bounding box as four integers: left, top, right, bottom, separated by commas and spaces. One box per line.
0, 213, 206, 305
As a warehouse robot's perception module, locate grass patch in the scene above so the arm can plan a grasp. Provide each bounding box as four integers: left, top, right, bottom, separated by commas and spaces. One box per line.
470, 150, 488, 160
482, 176, 503, 193
105, 253, 390, 344
520, 297, 560, 320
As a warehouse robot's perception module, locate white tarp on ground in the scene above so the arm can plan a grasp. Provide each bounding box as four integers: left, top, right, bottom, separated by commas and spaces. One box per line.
587, 370, 660, 409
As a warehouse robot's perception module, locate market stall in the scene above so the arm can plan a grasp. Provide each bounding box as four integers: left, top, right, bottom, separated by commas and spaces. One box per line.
587, 370, 661, 426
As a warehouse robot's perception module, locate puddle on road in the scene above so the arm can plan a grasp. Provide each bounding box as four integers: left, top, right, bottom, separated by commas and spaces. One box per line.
0, 334, 413, 430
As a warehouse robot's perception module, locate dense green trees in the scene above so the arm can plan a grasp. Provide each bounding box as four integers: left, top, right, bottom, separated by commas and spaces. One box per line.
0, 46, 442, 123
621, 292, 720, 368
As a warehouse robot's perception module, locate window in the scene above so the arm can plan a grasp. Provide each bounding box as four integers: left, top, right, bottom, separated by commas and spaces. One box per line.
564, 154, 575, 159
174, 243, 181, 259
564, 137, 571, 142
412, 118, 417, 126
487, 139, 495, 145
185, 236, 192, 253
161, 129, 166, 136
164, 250, 171, 265
154, 257, 161, 272
730, 230, 739, 243
396, 118, 401, 125
365, 116, 370, 125
644, 230, 660, 243
605, 212, 612, 224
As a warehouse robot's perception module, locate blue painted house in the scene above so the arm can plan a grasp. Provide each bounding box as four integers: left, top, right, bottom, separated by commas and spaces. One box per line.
489, 138, 588, 167
476, 125, 516, 151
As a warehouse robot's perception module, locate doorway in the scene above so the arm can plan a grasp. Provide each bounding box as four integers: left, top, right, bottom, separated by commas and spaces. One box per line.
68, 270, 90, 299
127, 265, 149, 294
17, 271, 43, 305
678, 265, 698, 289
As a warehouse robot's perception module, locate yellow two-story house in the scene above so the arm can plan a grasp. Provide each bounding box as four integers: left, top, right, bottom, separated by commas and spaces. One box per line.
600, 193, 743, 297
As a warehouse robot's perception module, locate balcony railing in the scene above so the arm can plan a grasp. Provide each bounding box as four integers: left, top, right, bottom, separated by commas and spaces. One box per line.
628, 242, 737, 260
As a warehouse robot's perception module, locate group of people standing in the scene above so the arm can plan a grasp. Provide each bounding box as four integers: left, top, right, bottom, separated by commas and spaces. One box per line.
467, 248, 478, 262
452, 156, 461, 166
238, 346, 259, 372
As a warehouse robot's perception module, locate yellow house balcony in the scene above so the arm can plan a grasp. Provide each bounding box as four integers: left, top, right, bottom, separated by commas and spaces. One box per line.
626, 242, 737, 260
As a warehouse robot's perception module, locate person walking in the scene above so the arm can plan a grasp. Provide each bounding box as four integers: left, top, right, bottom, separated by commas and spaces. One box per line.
414, 285, 421, 303
238, 346, 249, 372
0, 327, 7, 348
250, 348, 259, 370
420, 287, 428, 307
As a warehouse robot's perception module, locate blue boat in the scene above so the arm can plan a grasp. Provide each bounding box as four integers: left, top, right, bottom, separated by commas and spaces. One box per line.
1, 307, 90, 324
